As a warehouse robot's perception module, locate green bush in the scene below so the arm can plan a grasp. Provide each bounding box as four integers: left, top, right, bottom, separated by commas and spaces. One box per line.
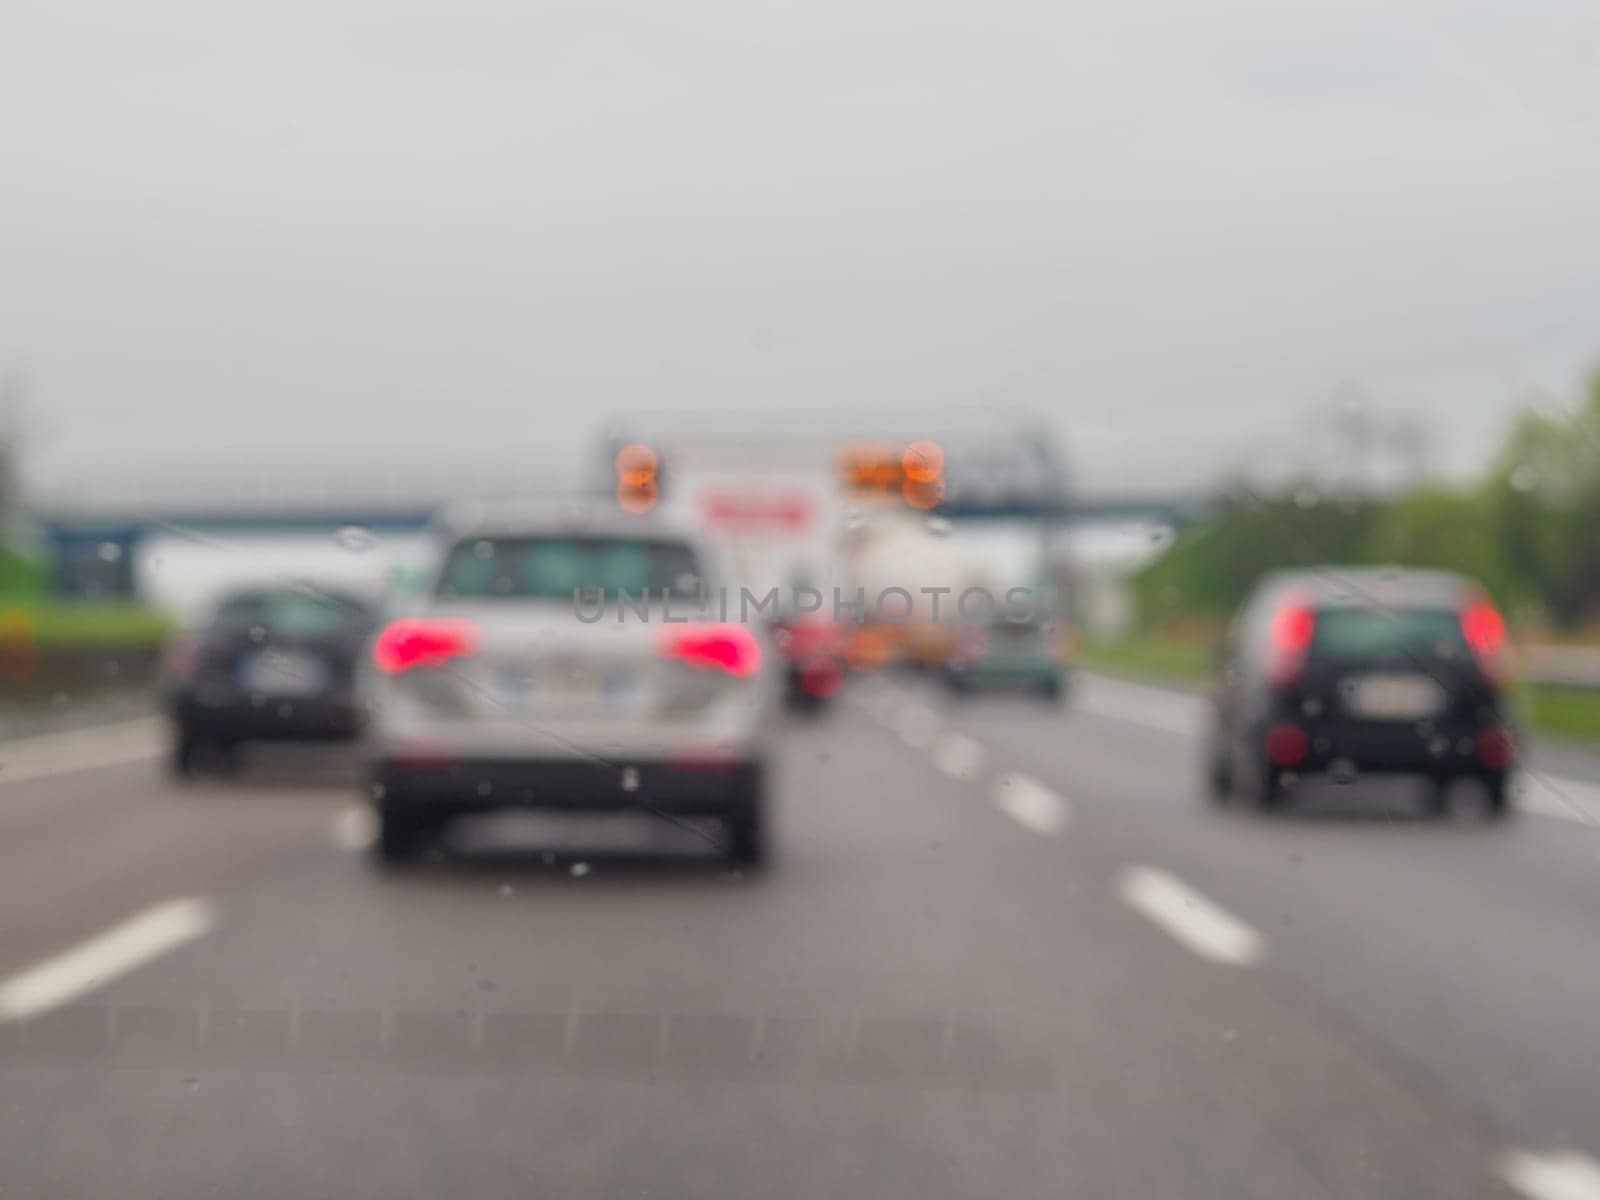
1133, 492, 1382, 627
1366, 488, 1513, 602
0, 601, 171, 647
0, 544, 46, 596
1132, 370, 1600, 633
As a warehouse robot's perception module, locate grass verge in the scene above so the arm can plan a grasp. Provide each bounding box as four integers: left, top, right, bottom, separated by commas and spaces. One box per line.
0, 600, 172, 647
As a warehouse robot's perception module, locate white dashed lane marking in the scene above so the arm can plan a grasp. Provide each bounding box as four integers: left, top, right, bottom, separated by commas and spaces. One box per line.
1118, 866, 1263, 967
332, 805, 377, 851
1501, 1149, 1600, 1200
990, 772, 1070, 835
932, 734, 985, 782
0, 897, 216, 1022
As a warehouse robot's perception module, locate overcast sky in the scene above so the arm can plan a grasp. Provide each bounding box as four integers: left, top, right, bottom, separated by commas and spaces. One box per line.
3, 0, 1598, 503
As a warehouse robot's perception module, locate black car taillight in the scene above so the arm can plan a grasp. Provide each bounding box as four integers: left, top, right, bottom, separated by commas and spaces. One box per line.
1265, 601, 1315, 690
1460, 596, 1510, 689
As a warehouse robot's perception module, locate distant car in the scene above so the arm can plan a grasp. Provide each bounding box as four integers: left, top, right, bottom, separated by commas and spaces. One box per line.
164, 584, 376, 774
1206, 568, 1516, 815
943, 572, 1073, 700
943, 615, 1071, 700
361, 502, 778, 865
772, 613, 845, 711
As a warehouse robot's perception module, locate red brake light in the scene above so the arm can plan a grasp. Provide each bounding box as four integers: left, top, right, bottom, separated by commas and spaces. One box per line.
1476, 726, 1516, 769
373, 619, 477, 673
660, 624, 761, 678
1266, 602, 1315, 688
1265, 723, 1308, 767
1270, 603, 1315, 653
799, 656, 844, 698
1460, 600, 1505, 657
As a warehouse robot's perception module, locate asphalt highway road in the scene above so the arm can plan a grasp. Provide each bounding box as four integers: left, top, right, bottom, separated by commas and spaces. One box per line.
1, 673, 1599, 1199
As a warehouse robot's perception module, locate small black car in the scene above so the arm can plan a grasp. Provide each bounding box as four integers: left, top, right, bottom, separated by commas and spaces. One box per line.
1206, 568, 1516, 815
164, 584, 376, 774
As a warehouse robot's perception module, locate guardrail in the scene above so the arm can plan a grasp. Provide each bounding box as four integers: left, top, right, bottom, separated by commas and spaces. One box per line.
1519, 645, 1600, 688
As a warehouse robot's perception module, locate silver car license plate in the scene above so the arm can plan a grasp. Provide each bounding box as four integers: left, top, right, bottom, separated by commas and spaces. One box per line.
494, 663, 643, 715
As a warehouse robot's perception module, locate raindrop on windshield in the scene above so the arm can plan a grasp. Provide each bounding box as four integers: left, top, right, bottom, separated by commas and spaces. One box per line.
620, 767, 640, 792
1329, 758, 1359, 785
97, 541, 123, 563
1508, 463, 1539, 493
1294, 486, 1320, 510
248, 624, 267, 643
926, 517, 952, 537
569, 861, 591, 877
473, 540, 494, 559
334, 525, 377, 553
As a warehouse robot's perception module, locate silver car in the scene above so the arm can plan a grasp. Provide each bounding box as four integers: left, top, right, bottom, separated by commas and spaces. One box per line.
361, 501, 778, 865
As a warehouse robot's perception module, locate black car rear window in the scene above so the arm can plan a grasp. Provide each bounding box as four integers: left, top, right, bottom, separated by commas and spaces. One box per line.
210, 589, 370, 637
436, 537, 702, 600
1309, 607, 1467, 664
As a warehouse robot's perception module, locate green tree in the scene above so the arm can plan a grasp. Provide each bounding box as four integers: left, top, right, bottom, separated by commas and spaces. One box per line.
1484, 374, 1600, 626
1367, 487, 1513, 601
1133, 490, 1382, 627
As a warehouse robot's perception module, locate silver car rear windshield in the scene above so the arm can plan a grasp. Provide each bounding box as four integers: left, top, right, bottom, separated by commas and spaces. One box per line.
436, 536, 703, 601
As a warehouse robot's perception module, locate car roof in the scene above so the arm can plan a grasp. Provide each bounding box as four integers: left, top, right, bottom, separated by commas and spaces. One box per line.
1259, 567, 1476, 609
431, 498, 701, 544
214, 581, 370, 606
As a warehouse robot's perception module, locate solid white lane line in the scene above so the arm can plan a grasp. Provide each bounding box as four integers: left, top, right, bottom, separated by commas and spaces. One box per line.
932, 734, 985, 782
1516, 775, 1600, 826
0, 718, 165, 786
895, 704, 940, 751
0, 897, 215, 1022
1118, 867, 1263, 967
990, 772, 1069, 835
1074, 675, 1202, 737
1501, 1149, 1600, 1200
331, 805, 376, 851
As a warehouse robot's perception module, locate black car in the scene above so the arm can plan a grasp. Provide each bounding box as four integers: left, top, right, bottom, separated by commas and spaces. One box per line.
164, 584, 377, 774
1206, 568, 1516, 815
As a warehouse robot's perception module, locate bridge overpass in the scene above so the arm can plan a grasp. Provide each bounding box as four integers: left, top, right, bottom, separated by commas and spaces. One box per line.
29, 492, 1207, 598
